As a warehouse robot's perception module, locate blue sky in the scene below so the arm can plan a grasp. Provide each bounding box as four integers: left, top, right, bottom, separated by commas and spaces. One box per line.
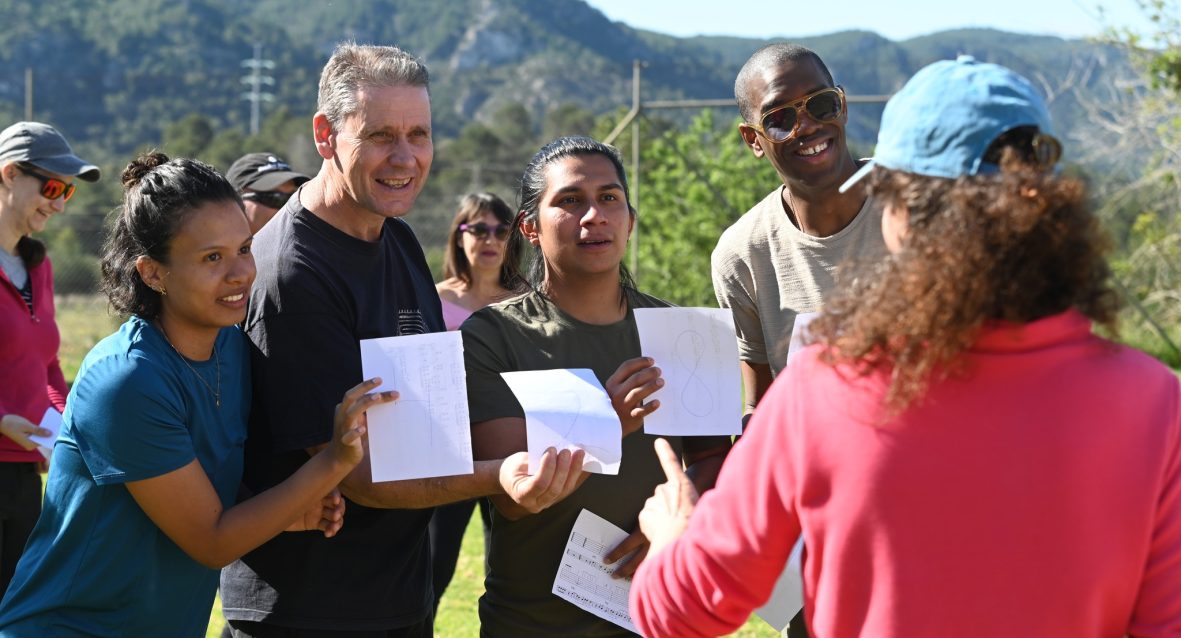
582, 0, 1156, 41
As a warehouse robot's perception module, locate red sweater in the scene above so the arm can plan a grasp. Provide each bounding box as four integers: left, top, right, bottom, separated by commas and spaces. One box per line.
0, 256, 67, 462
631, 311, 1181, 638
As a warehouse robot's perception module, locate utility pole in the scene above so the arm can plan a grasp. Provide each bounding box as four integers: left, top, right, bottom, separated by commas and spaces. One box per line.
24, 68, 33, 121
240, 43, 275, 135
630, 60, 643, 277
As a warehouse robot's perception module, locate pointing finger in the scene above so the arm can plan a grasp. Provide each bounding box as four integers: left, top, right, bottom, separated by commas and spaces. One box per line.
653, 438, 685, 482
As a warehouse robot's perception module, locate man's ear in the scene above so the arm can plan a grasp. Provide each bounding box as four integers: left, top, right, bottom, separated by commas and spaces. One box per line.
738, 123, 766, 159
135, 255, 167, 292
520, 214, 540, 247
313, 113, 336, 161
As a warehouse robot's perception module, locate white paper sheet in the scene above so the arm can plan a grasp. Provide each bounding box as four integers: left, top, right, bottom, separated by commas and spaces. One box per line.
756, 311, 816, 630
30, 407, 62, 459
552, 509, 637, 633
359, 332, 473, 482
633, 308, 742, 436
500, 369, 621, 475
786, 312, 819, 366
755, 538, 805, 631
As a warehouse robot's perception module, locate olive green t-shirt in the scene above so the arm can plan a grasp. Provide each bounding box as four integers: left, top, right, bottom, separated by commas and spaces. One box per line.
461, 288, 684, 638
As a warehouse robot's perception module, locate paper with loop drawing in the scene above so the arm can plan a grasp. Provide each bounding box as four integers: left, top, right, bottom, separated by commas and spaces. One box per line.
633, 307, 742, 436
359, 332, 474, 482
500, 368, 622, 475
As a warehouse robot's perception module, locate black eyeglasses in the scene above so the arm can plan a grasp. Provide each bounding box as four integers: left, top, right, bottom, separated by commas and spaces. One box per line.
16, 164, 76, 201
241, 190, 292, 210
750, 86, 847, 143
459, 222, 511, 241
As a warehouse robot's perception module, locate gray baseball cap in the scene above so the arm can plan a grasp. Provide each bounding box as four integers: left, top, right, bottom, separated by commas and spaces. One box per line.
0, 122, 100, 182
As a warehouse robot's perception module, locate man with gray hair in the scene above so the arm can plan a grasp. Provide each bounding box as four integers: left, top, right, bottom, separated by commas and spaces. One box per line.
220, 42, 583, 638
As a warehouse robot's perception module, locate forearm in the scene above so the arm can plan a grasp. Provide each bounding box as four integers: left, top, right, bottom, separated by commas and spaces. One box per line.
684, 435, 730, 493
339, 459, 503, 509
686, 453, 726, 494
208, 452, 353, 567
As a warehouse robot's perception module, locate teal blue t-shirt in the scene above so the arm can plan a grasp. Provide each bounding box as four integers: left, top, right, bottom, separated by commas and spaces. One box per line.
0, 316, 249, 638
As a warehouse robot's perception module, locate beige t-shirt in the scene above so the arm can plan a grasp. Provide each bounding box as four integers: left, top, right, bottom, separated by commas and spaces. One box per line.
711, 186, 886, 396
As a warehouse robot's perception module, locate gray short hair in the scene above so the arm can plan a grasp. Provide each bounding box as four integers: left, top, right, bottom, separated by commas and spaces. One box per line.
317, 42, 430, 129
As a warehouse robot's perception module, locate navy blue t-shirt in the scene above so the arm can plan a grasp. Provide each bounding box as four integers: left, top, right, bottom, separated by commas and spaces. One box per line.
0, 317, 249, 638
220, 200, 444, 630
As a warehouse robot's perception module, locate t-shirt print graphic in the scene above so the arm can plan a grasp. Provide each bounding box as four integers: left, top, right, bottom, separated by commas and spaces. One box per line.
397, 309, 428, 335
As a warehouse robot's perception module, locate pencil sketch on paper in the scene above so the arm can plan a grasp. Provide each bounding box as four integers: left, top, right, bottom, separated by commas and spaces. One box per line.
634, 308, 742, 436
500, 368, 623, 475
673, 329, 714, 417
359, 332, 474, 482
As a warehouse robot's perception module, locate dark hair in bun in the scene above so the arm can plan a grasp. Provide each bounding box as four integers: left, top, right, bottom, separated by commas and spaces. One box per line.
100, 152, 242, 320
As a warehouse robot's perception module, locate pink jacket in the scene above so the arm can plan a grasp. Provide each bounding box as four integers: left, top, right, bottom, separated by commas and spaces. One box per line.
631, 311, 1181, 638
0, 256, 67, 462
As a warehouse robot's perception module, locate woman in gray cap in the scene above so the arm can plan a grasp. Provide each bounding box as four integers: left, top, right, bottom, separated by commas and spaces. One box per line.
0, 121, 99, 597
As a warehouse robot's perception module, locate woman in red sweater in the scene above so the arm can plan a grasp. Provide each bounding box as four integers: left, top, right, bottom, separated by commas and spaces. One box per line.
631, 58, 1181, 638
0, 122, 100, 596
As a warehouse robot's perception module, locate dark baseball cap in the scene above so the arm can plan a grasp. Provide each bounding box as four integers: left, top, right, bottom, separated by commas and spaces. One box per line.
0, 122, 100, 182
226, 153, 310, 192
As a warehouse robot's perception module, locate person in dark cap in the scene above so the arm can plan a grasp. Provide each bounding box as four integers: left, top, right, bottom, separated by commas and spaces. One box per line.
226, 152, 309, 234
0, 121, 99, 596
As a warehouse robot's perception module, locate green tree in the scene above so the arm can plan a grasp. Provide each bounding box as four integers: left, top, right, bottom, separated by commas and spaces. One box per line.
629, 110, 777, 306
1091, 0, 1181, 364
161, 114, 215, 159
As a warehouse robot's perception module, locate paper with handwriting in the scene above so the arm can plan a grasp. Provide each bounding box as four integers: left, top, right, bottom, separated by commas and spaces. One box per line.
552, 509, 637, 633
359, 332, 473, 482
633, 308, 742, 436
500, 369, 621, 475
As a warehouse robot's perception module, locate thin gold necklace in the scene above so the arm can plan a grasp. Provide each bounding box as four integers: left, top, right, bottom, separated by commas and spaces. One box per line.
157, 323, 221, 408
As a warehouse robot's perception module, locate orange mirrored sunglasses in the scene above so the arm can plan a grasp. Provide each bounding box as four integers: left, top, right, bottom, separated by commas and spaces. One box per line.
17, 164, 76, 201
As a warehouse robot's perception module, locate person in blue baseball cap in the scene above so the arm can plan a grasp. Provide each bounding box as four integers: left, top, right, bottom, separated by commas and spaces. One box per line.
0, 121, 99, 597
628, 57, 1181, 638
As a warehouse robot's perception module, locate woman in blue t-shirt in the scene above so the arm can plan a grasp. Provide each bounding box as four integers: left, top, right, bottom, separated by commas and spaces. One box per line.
0, 153, 394, 638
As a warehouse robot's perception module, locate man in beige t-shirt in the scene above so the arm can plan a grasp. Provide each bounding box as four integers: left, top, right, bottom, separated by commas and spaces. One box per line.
713, 43, 886, 414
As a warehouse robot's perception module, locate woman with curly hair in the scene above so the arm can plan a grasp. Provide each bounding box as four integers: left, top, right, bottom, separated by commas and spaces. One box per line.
630, 57, 1181, 638
0, 153, 393, 638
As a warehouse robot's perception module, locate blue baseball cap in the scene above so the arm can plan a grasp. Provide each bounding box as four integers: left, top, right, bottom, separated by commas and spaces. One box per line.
840, 56, 1053, 193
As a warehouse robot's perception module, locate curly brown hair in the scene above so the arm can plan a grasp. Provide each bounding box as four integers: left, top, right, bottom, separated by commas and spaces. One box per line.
808, 151, 1120, 411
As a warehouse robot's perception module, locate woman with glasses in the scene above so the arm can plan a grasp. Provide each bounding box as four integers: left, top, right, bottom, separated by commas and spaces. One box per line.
435, 192, 523, 331
0, 152, 394, 638
461, 137, 730, 636
0, 122, 100, 597
428, 192, 523, 610
630, 58, 1181, 638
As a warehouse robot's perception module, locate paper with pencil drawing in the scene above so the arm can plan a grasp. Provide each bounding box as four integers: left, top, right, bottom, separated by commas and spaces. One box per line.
500, 368, 621, 475
360, 332, 473, 482
633, 307, 742, 436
